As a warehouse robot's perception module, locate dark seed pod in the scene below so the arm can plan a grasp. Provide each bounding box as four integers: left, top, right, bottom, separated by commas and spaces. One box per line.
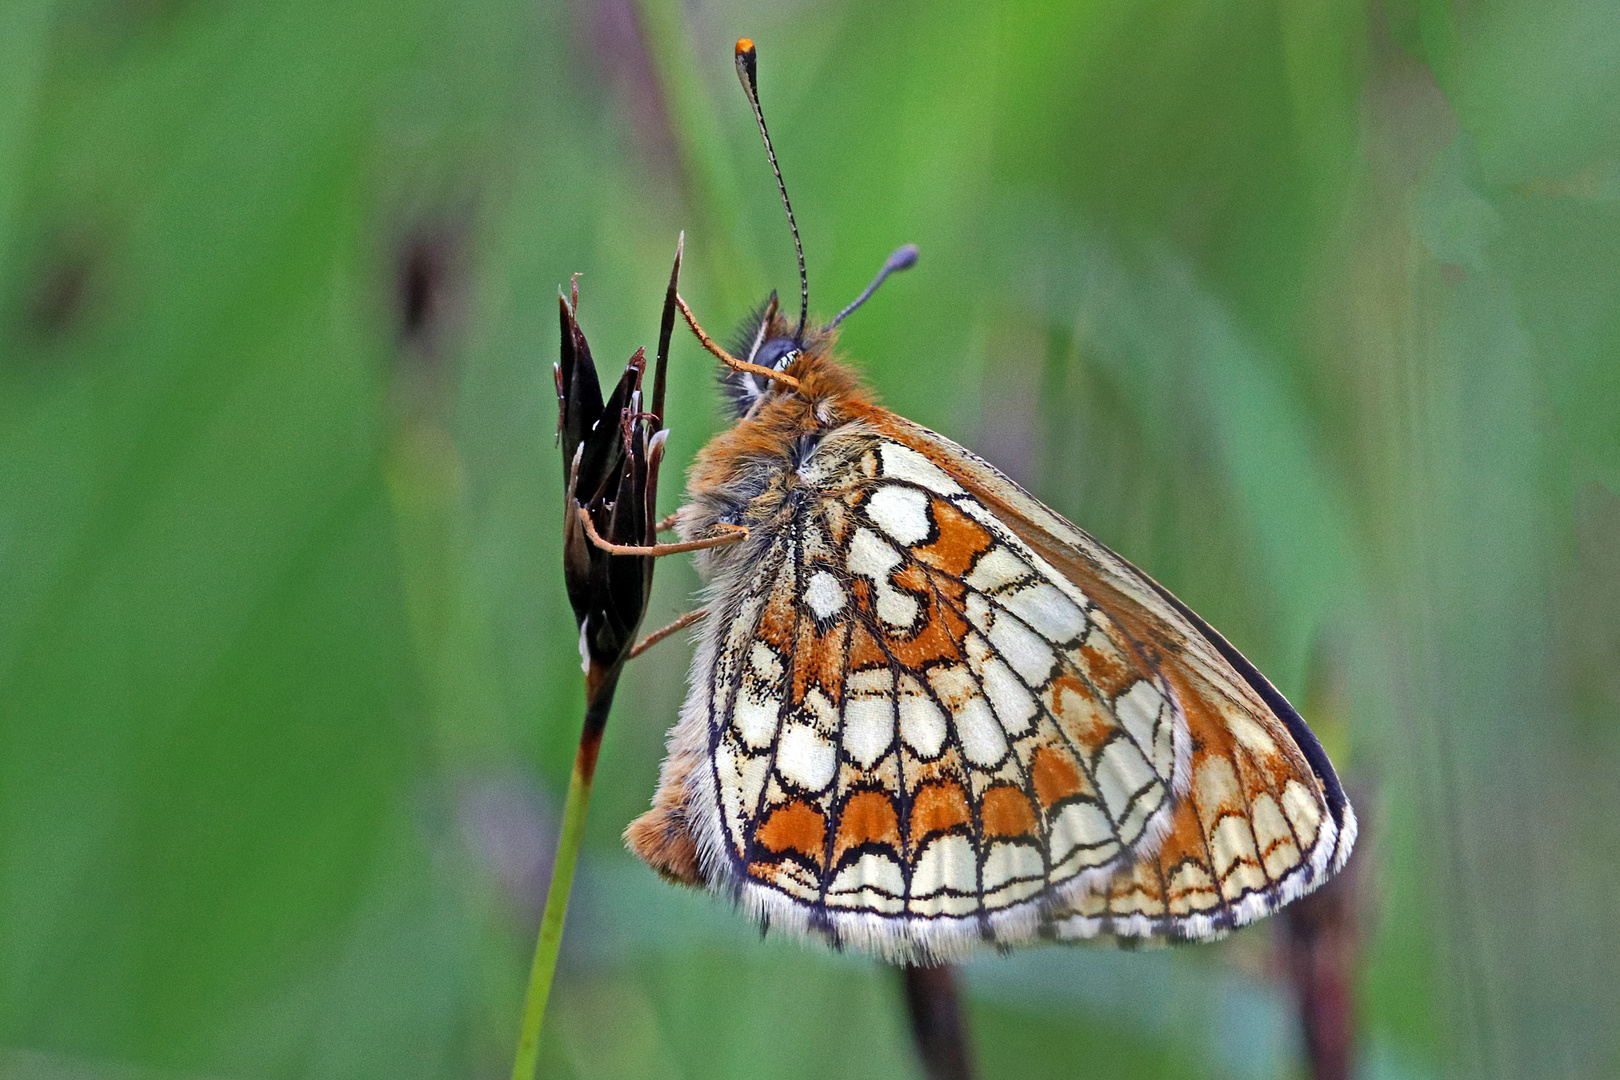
554, 242, 681, 716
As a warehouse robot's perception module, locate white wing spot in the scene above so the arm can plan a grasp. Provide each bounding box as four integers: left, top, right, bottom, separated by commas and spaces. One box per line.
733, 692, 780, 751
865, 485, 932, 546
827, 853, 906, 911
986, 610, 1056, 684
927, 663, 977, 709
804, 570, 846, 620
965, 545, 1030, 594
1281, 779, 1324, 846
849, 527, 902, 577
919, 666, 1008, 763
1095, 739, 1156, 827
1166, 861, 1218, 915
951, 695, 1008, 767
983, 842, 1044, 890
878, 442, 965, 495
848, 527, 919, 629
911, 834, 976, 897
777, 722, 837, 792
876, 589, 919, 628
847, 667, 893, 696
898, 677, 948, 758
1226, 710, 1280, 757
980, 656, 1038, 736
802, 686, 839, 731
1193, 756, 1242, 820
1249, 794, 1302, 878
1211, 817, 1268, 899
841, 695, 895, 768
1114, 680, 1164, 758
1210, 816, 1261, 879
716, 740, 772, 858
1049, 801, 1115, 863
1001, 583, 1086, 642
926, 663, 1010, 764
749, 641, 783, 682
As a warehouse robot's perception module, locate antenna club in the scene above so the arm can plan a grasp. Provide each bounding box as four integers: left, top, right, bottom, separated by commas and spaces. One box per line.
824, 243, 920, 332
734, 38, 759, 95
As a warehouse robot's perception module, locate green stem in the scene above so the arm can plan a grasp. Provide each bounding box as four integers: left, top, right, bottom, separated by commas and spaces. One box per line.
510, 729, 603, 1080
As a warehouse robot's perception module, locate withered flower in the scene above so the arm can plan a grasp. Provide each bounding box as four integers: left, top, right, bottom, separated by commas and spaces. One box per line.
555, 241, 680, 730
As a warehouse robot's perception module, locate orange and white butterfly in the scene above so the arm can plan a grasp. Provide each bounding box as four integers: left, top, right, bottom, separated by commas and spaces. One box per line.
618, 39, 1355, 964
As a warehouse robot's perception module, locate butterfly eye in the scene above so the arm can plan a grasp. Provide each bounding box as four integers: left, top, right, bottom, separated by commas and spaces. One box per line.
755, 337, 800, 371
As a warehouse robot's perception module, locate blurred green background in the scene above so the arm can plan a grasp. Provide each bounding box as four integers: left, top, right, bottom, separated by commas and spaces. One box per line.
3, 0, 1618, 1077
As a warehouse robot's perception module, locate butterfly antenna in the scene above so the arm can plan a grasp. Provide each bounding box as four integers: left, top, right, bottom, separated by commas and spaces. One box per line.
735, 38, 809, 342
826, 244, 918, 331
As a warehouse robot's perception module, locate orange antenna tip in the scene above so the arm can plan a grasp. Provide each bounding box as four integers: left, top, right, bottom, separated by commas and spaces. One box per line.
735, 37, 754, 56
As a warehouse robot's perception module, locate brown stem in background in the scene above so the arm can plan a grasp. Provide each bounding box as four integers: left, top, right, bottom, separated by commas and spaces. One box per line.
1279, 781, 1367, 1080
900, 963, 975, 1080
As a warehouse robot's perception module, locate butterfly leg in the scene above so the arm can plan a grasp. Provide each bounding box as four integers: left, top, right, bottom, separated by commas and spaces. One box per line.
654, 511, 680, 534
674, 294, 801, 390
576, 505, 747, 556
628, 607, 709, 660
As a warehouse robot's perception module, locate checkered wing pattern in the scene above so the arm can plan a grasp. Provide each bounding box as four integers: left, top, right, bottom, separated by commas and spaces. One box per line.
691, 428, 1196, 957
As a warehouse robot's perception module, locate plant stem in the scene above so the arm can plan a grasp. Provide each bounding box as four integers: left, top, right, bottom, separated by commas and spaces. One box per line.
510, 677, 616, 1080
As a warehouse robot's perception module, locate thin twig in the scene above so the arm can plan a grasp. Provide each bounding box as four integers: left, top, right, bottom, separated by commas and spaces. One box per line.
511, 672, 619, 1080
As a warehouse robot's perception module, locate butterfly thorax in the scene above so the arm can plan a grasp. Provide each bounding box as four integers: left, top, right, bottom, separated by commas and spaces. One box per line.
679, 346, 880, 575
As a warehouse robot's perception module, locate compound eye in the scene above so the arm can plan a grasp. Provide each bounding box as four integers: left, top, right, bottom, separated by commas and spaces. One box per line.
755, 337, 800, 371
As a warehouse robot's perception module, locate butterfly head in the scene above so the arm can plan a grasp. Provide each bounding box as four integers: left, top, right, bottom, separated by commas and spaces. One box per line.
722, 292, 828, 417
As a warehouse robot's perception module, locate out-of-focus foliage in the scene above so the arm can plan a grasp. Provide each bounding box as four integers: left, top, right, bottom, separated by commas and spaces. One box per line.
2, 0, 1617, 1077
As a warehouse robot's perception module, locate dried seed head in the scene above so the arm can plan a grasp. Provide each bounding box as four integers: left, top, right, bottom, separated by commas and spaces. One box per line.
554, 242, 680, 703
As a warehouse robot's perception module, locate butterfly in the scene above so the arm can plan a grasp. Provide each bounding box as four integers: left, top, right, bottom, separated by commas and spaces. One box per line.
608, 38, 1356, 964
